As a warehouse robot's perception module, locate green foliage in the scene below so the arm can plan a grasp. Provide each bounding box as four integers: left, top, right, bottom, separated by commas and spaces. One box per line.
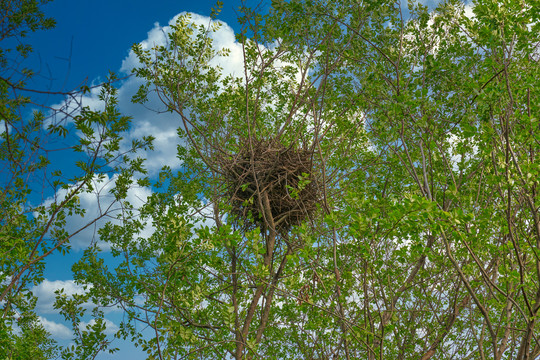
0, 313, 59, 360
54, 285, 119, 360
37, 0, 540, 359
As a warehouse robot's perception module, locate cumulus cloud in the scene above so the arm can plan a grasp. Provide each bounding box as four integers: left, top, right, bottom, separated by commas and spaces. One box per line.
32, 279, 92, 313
115, 82, 185, 176
40, 173, 153, 250
37, 314, 120, 340
120, 12, 244, 79
39, 316, 72, 339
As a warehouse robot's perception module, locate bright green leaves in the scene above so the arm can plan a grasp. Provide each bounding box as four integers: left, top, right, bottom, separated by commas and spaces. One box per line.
286, 172, 311, 200
54, 286, 118, 360
0, 313, 59, 360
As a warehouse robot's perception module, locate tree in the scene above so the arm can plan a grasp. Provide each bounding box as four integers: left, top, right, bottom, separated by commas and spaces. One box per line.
73, 0, 540, 359
0, 1, 153, 358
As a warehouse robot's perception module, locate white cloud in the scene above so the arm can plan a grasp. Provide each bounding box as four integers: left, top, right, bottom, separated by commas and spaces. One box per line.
120, 13, 244, 79
32, 279, 92, 313
447, 132, 478, 172
115, 80, 185, 176
37, 314, 120, 340
45, 82, 106, 130
0, 120, 10, 136
39, 316, 72, 339
463, 3, 475, 20
39, 173, 153, 250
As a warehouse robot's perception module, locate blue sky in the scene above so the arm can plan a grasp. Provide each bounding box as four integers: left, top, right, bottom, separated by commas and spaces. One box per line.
21, 1, 247, 358
28, 0, 243, 91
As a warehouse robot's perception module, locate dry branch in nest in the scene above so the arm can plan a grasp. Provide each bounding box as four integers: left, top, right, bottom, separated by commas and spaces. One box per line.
220, 138, 320, 233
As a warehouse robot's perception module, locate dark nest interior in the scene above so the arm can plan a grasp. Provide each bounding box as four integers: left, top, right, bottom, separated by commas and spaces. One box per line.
219, 138, 321, 233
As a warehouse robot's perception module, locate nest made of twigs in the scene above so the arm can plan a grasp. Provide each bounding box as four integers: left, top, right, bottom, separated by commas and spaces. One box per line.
220, 138, 320, 232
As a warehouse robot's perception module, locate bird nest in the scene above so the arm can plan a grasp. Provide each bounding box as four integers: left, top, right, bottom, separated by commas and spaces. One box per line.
220, 138, 320, 233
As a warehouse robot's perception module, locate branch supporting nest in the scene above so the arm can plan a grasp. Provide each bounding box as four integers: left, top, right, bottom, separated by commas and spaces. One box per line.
220, 137, 320, 233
